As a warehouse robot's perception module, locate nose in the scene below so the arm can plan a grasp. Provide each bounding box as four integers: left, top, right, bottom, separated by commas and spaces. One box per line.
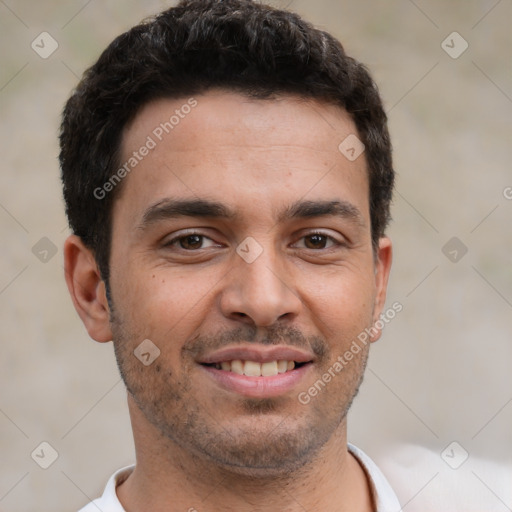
219, 244, 303, 327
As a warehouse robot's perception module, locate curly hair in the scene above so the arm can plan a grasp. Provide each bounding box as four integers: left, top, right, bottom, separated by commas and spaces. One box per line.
60, 0, 394, 285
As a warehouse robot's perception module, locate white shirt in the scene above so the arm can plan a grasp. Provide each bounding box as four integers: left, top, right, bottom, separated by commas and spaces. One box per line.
78, 443, 401, 511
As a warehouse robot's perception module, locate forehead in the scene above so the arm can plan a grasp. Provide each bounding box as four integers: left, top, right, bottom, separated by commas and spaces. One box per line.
114, 90, 369, 228
122, 90, 359, 157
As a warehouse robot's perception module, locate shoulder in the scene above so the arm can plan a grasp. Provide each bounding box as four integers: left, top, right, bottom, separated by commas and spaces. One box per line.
348, 443, 401, 512
77, 465, 134, 512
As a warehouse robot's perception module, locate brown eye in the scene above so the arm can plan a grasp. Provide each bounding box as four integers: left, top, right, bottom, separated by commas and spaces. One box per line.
164, 232, 218, 251
295, 232, 341, 250
304, 234, 329, 249
179, 234, 204, 250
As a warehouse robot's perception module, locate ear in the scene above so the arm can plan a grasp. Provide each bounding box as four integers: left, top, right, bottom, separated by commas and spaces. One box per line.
63, 235, 113, 343
369, 236, 393, 343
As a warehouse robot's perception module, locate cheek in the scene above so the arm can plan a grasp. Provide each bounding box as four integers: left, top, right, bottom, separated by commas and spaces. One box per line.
111, 262, 213, 345
298, 265, 376, 326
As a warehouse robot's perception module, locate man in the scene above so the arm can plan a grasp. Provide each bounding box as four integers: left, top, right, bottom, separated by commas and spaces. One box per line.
60, 0, 399, 510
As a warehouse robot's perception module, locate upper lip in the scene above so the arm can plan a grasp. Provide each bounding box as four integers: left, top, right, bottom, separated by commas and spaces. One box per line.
197, 345, 315, 365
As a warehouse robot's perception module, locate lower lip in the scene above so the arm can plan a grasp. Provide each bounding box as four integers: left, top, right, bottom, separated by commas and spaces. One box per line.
200, 364, 312, 398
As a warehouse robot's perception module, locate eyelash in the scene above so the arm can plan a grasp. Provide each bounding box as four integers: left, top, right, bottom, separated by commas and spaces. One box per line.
163, 230, 343, 251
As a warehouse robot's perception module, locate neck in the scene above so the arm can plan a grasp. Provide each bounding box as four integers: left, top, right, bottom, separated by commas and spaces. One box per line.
117, 397, 374, 512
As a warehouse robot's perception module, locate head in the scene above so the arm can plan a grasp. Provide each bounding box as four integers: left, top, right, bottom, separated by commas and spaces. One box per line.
61, 0, 394, 475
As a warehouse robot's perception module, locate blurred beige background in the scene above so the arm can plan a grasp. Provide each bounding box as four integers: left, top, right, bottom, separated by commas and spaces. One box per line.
1, 1, 511, 511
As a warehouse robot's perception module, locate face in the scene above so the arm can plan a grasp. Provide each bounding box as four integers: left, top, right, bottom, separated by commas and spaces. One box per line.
105, 91, 391, 473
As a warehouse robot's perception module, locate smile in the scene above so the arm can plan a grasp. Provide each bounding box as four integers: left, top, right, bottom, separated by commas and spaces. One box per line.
203, 359, 302, 376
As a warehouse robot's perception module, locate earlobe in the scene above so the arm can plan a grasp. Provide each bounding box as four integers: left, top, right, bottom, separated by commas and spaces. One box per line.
63, 235, 113, 343
370, 236, 393, 343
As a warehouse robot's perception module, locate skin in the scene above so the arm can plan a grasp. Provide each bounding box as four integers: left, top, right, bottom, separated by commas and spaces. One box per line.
64, 90, 392, 512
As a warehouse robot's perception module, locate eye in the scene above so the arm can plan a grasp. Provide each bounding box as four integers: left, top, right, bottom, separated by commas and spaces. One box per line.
294, 232, 341, 250
164, 232, 219, 250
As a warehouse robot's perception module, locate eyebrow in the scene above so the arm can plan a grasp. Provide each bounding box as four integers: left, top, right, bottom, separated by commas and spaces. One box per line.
138, 197, 365, 230
276, 199, 364, 226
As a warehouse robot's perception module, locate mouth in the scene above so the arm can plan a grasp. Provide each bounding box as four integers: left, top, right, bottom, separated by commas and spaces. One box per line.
202, 359, 308, 376
197, 346, 314, 398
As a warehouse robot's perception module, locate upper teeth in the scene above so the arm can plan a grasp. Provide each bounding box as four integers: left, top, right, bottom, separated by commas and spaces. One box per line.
214, 360, 295, 376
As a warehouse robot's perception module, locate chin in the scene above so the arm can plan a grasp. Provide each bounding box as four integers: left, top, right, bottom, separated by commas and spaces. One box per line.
191, 417, 332, 478
204, 447, 316, 479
